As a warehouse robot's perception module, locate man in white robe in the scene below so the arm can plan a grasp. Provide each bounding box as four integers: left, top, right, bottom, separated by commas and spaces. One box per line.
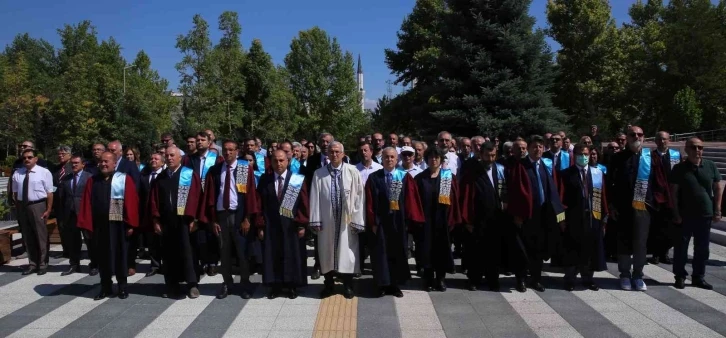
310, 141, 366, 299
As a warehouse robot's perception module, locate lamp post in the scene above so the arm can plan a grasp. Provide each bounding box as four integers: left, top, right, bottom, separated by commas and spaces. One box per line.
123, 65, 133, 95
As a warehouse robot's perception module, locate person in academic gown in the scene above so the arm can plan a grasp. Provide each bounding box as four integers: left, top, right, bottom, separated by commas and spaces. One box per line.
309, 141, 365, 299
559, 144, 608, 291
507, 136, 565, 293
366, 147, 425, 297
647, 131, 678, 264
185, 131, 224, 277
414, 146, 461, 292
459, 142, 512, 291
77, 152, 139, 300
258, 150, 309, 299
149, 146, 204, 299
138, 153, 165, 277
201, 140, 261, 299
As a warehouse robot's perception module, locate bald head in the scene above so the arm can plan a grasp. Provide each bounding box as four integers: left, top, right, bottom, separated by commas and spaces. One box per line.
271, 149, 289, 175
656, 131, 670, 151
107, 140, 123, 158
165, 146, 182, 170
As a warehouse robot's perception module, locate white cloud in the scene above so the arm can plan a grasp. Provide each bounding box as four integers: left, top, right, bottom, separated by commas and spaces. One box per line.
364, 98, 378, 110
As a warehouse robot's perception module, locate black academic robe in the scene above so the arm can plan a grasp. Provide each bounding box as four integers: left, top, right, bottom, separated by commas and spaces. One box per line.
201, 161, 262, 266
414, 169, 461, 273
149, 168, 203, 285
365, 171, 425, 287
77, 174, 139, 285
460, 162, 514, 279
647, 149, 676, 256
258, 171, 309, 286
560, 166, 607, 271
185, 151, 224, 265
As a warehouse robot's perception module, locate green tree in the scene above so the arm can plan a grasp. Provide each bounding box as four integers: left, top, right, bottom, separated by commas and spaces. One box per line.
430, 0, 566, 138
284, 27, 365, 143
210, 11, 246, 138
546, 0, 627, 136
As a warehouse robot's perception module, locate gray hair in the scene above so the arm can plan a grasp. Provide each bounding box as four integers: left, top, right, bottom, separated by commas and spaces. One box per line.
57, 145, 72, 153
292, 142, 302, 149
412, 140, 424, 148
328, 141, 344, 153
502, 141, 513, 151
472, 136, 485, 143
382, 146, 397, 156
437, 131, 451, 139
318, 132, 334, 141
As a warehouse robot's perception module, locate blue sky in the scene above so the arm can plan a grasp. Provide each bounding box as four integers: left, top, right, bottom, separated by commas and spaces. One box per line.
1, 0, 638, 109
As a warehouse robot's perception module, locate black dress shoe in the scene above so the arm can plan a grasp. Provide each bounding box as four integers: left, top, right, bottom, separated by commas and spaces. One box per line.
311, 268, 321, 280
289, 288, 299, 300
354, 272, 362, 278
564, 282, 575, 292
216, 285, 229, 299
145, 268, 158, 277
94, 291, 111, 301
584, 282, 600, 291
118, 290, 129, 299
516, 281, 527, 293
660, 256, 673, 264
51, 253, 64, 259
343, 286, 354, 299
22, 267, 37, 275
466, 281, 478, 291
267, 288, 280, 300
61, 265, 80, 276
649, 256, 660, 265
390, 287, 404, 298
674, 277, 686, 289
488, 281, 500, 292
530, 282, 546, 292
377, 287, 387, 298
207, 266, 218, 277
437, 279, 447, 292
37, 268, 47, 275
320, 286, 335, 299
693, 279, 713, 290
240, 290, 251, 299
89, 268, 99, 276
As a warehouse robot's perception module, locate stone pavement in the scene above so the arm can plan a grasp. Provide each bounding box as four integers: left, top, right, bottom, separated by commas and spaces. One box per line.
1, 241, 726, 338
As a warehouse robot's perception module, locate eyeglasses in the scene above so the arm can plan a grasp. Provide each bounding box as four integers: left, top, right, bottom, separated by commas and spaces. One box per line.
551, 138, 562, 141
374, 138, 384, 142
629, 133, 644, 137
689, 145, 704, 151
20, 144, 32, 148
439, 138, 451, 142
401, 153, 414, 157
23, 156, 34, 160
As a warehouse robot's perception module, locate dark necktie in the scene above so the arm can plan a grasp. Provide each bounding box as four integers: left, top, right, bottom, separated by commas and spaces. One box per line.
534, 162, 545, 206
22, 170, 30, 203
150, 172, 157, 184
72, 173, 78, 193
223, 166, 232, 210
581, 168, 589, 199
59, 166, 66, 180
277, 175, 285, 201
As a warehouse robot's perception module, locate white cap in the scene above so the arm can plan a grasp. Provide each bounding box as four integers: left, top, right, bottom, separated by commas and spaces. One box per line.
401, 146, 415, 154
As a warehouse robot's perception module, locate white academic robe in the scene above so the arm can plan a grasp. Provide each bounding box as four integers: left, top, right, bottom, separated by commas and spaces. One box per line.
309, 163, 366, 274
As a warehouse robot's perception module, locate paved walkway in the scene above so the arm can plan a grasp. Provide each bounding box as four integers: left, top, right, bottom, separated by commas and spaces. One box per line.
1, 239, 726, 338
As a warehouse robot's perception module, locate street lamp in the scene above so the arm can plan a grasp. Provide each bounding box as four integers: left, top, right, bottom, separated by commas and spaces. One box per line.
123, 65, 133, 95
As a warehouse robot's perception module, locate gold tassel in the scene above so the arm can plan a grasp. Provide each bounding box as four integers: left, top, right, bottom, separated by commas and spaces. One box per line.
592, 211, 602, 221
280, 208, 293, 218
237, 184, 247, 194
177, 207, 185, 216
556, 212, 565, 223
632, 201, 646, 211
389, 200, 400, 211
438, 195, 451, 205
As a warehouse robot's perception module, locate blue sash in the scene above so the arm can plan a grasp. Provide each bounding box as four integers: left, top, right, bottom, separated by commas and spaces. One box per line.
438, 169, 453, 205
290, 157, 301, 174
495, 163, 507, 204
596, 164, 607, 175
590, 167, 604, 220
668, 148, 680, 169
254, 152, 266, 187
280, 174, 305, 218
388, 169, 406, 211
235, 159, 250, 193
633, 148, 651, 210
558, 152, 570, 171
540, 158, 554, 177
201, 152, 217, 179
109, 172, 127, 222
139, 163, 146, 171
177, 167, 193, 216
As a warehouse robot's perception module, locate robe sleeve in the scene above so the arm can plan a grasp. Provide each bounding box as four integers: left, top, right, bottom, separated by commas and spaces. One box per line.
184, 173, 203, 221
459, 170, 476, 225
199, 170, 217, 224
309, 171, 322, 229
365, 177, 376, 231
507, 159, 533, 220
448, 174, 463, 230
246, 165, 262, 226
350, 168, 366, 231
294, 182, 310, 225
149, 179, 161, 225
76, 178, 94, 232
650, 152, 672, 208
123, 175, 140, 228
403, 174, 425, 224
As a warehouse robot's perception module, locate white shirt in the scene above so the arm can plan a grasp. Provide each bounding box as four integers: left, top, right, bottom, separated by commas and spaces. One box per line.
400, 164, 423, 178
577, 164, 589, 181
149, 167, 163, 184
216, 161, 238, 211
356, 161, 383, 185
414, 160, 428, 170
443, 151, 460, 176
274, 170, 288, 193
320, 154, 329, 167
198, 150, 210, 177
13, 165, 53, 202
486, 166, 494, 186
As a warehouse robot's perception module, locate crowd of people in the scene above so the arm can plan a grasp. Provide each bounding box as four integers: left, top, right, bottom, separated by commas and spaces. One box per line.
7, 124, 724, 301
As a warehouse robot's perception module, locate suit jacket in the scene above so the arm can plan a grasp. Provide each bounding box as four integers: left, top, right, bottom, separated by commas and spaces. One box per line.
116, 158, 141, 189
139, 168, 163, 229
51, 162, 73, 216
57, 171, 90, 225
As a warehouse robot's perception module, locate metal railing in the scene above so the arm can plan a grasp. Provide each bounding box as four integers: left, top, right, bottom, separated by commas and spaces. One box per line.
644, 128, 726, 143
